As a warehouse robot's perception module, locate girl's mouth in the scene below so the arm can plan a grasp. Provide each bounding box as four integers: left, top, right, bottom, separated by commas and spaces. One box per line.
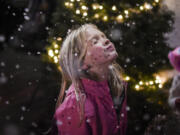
106, 44, 114, 51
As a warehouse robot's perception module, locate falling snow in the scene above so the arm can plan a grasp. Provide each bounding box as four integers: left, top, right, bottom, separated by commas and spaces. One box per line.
21, 106, 26, 111
32, 122, 38, 128
1, 61, 5, 66
24, 16, 30, 21
110, 29, 121, 41
15, 64, 20, 69
57, 120, 63, 126
0, 75, 8, 84
0, 35, 5, 42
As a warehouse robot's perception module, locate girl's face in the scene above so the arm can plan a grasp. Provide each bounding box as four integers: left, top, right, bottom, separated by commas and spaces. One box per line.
82, 27, 118, 69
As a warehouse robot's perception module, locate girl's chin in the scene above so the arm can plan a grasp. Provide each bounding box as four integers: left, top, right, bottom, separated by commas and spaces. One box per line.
109, 51, 118, 59
105, 51, 118, 63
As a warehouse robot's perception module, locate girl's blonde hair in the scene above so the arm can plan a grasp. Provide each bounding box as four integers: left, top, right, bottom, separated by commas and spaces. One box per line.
56, 23, 125, 126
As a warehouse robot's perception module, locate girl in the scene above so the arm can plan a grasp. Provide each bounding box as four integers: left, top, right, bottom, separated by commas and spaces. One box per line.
50, 23, 128, 135
168, 46, 180, 114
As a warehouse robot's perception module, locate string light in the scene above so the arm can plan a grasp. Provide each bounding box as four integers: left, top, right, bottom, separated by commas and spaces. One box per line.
116, 15, 123, 23
69, 3, 73, 7
144, 3, 152, 10
54, 56, 58, 63
65, 2, 70, 7
92, 3, 99, 10
54, 44, 59, 48
64, 0, 158, 23
103, 15, 108, 21
139, 81, 143, 85
158, 84, 163, 88
76, 9, 80, 14
94, 13, 100, 18
135, 85, 140, 91
55, 49, 59, 54
149, 81, 154, 85
83, 12, 88, 16
99, 5, 103, 10
112, 5, 117, 11
81, 5, 87, 10
57, 37, 62, 41
124, 10, 129, 15
125, 76, 130, 81
48, 49, 54, 57
140, 6, 144, 10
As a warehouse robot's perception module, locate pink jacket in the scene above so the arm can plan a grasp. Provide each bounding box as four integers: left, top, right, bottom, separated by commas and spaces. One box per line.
51, 78, 127, 135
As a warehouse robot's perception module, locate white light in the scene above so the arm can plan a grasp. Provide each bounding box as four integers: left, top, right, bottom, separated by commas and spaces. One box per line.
81, 5, 87, 10
54, 56, 58, 63
144, 3, 152, 10
57, 37, 62, 41
103, 16, 108, 21
54, 59, 58, 63
156, 76, 160, 80
69, 3, 73, 7
76, 9, 80, 14
155, 80, 159, 84
139, 81, 143, 85
135, 85, 140, 90
112, 6, 117, 11
54, 44, 58, 48
65, 2, 69, 6
125, 76, 130, 81
155, 0, 159, 3
140, 6, 144, 10
149, 81, 154, 85
124, 10, 129, 15
55, 49, 59, 54
92, 5, 97, 10
117, 15, 123, 19
99, 5, 103, 10
83, 12, 88, 16
94, 14, 99, 18
158, 84, 163, 88
48, 50, 54, 57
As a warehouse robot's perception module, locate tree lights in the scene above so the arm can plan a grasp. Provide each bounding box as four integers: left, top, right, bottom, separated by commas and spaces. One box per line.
64, 0, 160, 23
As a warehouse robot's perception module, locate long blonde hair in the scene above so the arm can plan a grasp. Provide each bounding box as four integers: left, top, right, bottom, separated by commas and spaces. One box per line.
56, 23, 125, 126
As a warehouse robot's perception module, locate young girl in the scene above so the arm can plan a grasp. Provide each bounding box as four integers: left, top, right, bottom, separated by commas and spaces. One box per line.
168, 46, 180, 114
50, 23, 128, 135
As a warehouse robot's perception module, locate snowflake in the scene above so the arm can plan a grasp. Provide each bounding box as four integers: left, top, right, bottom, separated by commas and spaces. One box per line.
20, 116, 24, 120
57, 120, 63, 126
67, 116, 71, 120
15, 64, 20, 69
21, 106, 26, 111
24, 16, 30, 21
1, 62, 5, 67
24, 8, 29, 12
86, 119, 91, 123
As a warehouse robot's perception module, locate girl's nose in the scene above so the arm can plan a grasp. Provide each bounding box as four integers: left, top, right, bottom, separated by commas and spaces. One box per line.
104, 39, 110, 45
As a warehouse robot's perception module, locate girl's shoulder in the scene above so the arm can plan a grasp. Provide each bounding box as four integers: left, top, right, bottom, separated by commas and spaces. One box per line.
55, 85, 96, 120
54, 91, 80, 130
